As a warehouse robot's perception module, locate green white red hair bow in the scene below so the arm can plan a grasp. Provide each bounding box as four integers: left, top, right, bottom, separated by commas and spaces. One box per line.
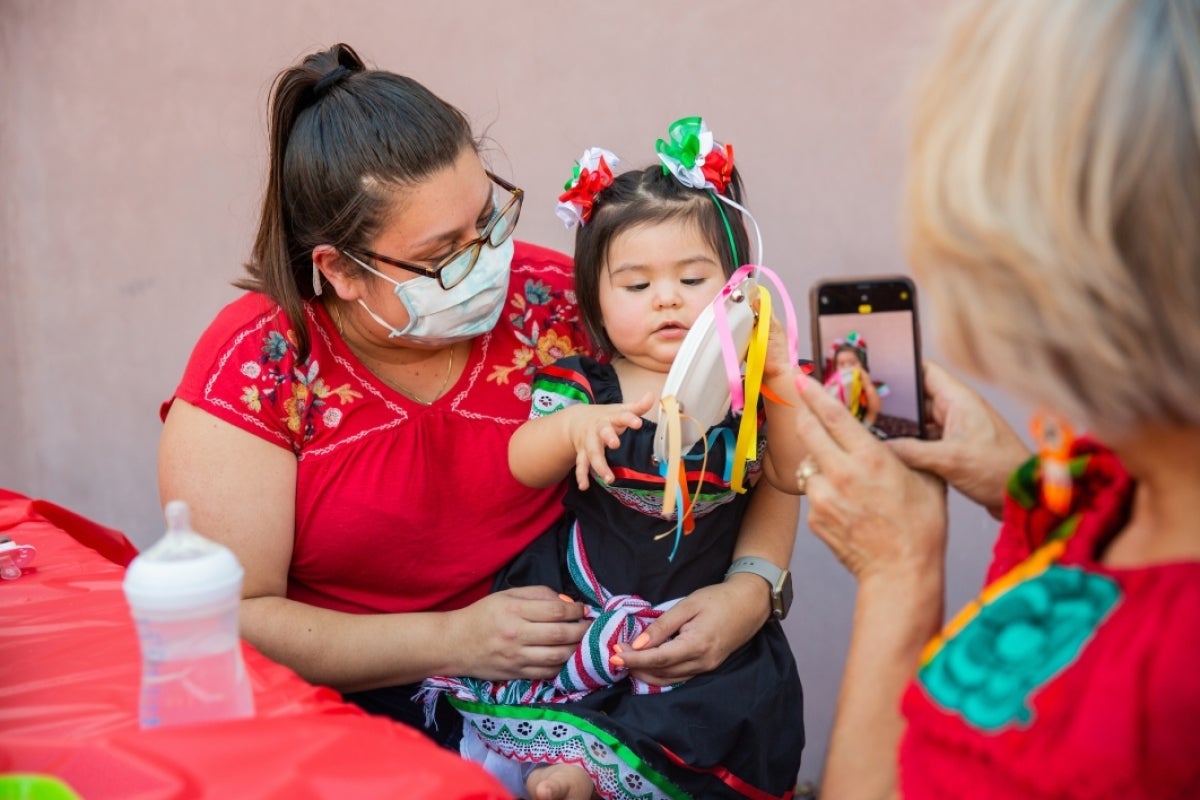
825, 331, 868, 373
556, 147, 620, 228
655, 116, 735, 194
655, 116, 763, 264
834, 331, 868, 355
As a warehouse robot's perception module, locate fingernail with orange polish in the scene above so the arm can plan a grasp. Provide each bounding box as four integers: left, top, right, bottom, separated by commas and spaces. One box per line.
610, 655, 625, 667
558, 593, 574, 603
632, 633, 650, 650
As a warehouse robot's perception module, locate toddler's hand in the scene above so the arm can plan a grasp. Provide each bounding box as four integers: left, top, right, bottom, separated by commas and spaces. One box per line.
566, 392, 655, 490
615, 578, 768, 685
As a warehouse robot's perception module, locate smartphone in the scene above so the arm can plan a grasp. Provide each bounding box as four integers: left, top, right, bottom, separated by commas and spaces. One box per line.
809, 275, 926, 439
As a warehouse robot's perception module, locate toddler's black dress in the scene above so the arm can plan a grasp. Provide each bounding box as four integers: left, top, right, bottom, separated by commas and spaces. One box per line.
427, 356, 804, 800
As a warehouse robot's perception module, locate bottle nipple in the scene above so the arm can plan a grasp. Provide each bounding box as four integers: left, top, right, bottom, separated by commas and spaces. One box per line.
164, 500, 191, 538
125, 500, 244, 610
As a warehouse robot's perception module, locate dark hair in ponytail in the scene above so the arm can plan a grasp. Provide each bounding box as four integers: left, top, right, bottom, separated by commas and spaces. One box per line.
236, 43, 475, 361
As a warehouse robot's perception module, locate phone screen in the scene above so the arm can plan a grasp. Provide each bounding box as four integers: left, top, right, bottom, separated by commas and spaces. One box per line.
811, 276, 926, 439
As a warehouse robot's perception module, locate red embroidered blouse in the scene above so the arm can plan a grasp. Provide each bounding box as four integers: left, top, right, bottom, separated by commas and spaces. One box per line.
899, 440, 1200, 798
164, 242, 590, 615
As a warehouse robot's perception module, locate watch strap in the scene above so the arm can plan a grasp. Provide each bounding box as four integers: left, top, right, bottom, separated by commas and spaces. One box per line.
725, 556, 784, 586
725, 556, 792, 620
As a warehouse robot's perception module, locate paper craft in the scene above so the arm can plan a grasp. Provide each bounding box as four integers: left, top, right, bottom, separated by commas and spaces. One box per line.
653, 270, 759, 465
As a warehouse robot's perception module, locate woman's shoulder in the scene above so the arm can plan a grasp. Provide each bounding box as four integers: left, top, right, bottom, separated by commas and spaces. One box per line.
493, 241, 593, 367
508, 241, 578, 300
164, 293, 324, 448
511, 240, 573, 275
185, 292, 289, 360
507, 240, 573, 291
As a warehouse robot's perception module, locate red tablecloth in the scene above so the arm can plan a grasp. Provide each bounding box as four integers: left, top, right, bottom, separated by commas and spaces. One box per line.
0, 488, 511, 799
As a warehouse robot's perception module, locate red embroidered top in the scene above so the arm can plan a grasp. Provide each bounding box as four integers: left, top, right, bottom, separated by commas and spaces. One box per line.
899, 439, 1200, 798
164, 242, 590, 615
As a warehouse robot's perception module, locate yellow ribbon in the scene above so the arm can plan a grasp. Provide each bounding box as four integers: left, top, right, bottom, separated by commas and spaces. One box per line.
659, 394, 684, 520
731, 286, 771, 494
660, 285, 774, 518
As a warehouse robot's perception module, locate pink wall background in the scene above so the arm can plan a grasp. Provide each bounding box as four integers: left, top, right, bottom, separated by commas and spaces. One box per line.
1, 0, 1031, 787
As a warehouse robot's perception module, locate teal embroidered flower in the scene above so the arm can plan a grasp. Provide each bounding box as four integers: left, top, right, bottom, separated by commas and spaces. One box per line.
524, 279, 552, 306
263, 331, 290, 362
919, 564, 1120, 731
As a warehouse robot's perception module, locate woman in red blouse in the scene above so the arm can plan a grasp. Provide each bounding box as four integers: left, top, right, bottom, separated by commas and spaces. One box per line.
158, 43, 800, 748
796, 1, 1200, 797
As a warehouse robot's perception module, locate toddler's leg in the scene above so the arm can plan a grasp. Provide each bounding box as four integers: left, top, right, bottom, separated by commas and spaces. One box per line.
525, 763, 597, 800
459, 724, 530, 796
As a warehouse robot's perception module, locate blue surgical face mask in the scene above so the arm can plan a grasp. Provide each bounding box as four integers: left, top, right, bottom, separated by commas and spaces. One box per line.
344, 236, 513, 346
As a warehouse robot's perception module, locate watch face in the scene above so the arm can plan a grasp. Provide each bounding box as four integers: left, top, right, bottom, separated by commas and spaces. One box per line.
773, 571, 794, 620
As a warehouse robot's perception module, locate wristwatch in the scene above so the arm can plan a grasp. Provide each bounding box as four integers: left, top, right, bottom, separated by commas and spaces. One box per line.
725, 556, 793, 621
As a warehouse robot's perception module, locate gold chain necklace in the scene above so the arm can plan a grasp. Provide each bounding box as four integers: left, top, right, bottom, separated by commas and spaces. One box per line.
329, 301, 455, 405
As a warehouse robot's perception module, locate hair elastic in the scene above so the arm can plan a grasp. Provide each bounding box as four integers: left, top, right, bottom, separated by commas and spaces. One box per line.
313, 65, 353, 98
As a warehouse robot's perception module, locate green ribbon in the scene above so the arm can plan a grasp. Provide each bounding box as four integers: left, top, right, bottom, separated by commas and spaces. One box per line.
563, 163, 583, 192
655, 116, 705, 172
709, 191, 739, 267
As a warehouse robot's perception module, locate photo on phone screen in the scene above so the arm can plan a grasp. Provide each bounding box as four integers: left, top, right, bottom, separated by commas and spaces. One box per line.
810, 276, 926, 440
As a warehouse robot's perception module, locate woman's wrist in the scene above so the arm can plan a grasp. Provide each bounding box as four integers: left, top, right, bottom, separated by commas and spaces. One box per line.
427, 607, 468, 678
721, 570, 773, 628
856, 567, 945, 650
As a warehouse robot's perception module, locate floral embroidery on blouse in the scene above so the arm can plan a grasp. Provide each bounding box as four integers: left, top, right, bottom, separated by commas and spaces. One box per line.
488, 278, 587, 398
917, 562, 1120, 731
239, 327, 362, 445
915, 449, 1122, 732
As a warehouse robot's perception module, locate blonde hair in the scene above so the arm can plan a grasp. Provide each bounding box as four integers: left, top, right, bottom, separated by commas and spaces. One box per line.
906, 0, 1200, 438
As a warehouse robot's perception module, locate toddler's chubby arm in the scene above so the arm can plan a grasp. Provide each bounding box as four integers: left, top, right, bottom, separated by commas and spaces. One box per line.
509, 392, 656, 490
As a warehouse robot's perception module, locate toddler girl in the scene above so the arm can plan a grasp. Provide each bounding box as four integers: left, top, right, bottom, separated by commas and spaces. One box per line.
425, 118, 806, 800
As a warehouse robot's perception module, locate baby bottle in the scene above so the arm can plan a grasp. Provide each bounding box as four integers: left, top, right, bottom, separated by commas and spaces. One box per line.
122, 500, 254, 728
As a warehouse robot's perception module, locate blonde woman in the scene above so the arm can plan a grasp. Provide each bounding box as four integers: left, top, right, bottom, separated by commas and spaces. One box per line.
796, 0, 1200, 797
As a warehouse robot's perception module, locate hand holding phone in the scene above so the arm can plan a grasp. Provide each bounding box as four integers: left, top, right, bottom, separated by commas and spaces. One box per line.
809, 275, 927, 440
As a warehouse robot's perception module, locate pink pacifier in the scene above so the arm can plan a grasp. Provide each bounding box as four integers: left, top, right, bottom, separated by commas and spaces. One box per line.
0, 535, 37, 580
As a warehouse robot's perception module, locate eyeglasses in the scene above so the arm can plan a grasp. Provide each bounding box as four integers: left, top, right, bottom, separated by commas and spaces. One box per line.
346, 171, 523, 290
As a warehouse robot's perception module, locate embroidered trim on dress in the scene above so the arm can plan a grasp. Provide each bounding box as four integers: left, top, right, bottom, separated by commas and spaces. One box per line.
452, 698, 688, 800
